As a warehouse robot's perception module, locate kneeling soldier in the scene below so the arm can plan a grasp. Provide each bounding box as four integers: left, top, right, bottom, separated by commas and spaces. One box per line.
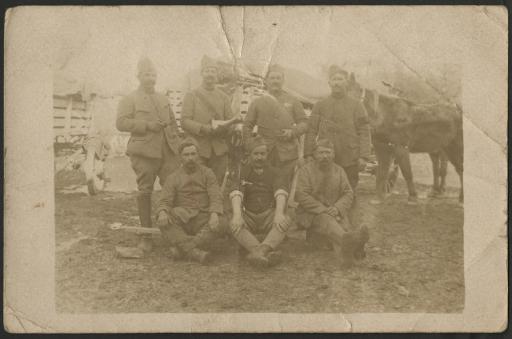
296, 139, 369, 268
156, 138, 226, 264
229, 136, 291, 268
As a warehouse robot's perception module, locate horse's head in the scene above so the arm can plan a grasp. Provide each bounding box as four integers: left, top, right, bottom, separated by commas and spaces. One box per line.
362, 90, 414, 130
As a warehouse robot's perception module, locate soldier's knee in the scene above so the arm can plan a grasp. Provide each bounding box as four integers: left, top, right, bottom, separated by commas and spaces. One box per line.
273, 216, 291, 233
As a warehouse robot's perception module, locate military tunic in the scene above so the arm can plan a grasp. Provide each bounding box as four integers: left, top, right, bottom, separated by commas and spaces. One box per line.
304, 94, 371, 189
116, 87, 181, 193
295, 161, 354, 236
243, 91, 308, 178
181, 86, 234, 183
157, 164, 226, 251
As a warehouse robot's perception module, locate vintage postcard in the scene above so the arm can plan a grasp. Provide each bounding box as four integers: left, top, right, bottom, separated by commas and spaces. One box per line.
4, 5, 507, 332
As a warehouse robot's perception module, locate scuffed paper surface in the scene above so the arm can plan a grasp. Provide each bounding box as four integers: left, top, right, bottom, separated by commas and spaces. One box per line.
4, 6, 507, 332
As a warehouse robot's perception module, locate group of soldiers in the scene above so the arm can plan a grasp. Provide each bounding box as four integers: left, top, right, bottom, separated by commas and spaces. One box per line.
116, 56, 371, 269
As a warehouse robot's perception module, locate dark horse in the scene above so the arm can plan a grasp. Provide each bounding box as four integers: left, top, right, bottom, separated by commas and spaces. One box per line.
347, 82, 463, 204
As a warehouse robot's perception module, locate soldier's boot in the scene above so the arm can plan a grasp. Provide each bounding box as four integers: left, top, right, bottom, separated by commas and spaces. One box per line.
136, 193, 154, 252
332, 231, 358, 269
186, 248, 212, 265
353, 225, 370, 260
246, 245, 270, 268
260, 226, 287, 266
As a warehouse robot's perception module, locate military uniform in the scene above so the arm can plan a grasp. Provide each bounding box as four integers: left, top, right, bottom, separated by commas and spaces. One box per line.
156, 164, 226, 255
181, 86, 234, 184
304, 94, 371, 190
243, 92, 308, 180
116, 86, 181, 234
228, 163, 291, 252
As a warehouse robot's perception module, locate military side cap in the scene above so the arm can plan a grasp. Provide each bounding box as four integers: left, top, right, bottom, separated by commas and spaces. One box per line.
314, 138, 335, 151
328, 65, 348, 79
201, 55, 219, 71
178, 137, 199, 154
246, 135, 267, 152
137, 57, 156, 74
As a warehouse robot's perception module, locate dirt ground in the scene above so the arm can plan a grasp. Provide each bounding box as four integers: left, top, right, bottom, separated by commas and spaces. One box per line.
55, 155, 464, 314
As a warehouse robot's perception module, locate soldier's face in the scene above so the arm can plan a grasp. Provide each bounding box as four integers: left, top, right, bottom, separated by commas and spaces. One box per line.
249, 145, 268, 169
181, 145, 200, 170
314, 146, 334, 169
202, 67, 218, 86
138, 71, 157, 88
265, 72, 284, 92
329, 73, 348, 95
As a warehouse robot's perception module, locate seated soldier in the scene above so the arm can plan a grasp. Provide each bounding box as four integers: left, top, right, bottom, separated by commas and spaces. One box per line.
229, 135, 291, 268
156, 138, 226, 264
295, 139, 369, 269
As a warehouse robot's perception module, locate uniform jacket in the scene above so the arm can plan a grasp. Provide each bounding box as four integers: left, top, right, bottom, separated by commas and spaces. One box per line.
156, 165, 223, 223
181, 87, 234, 159
295, 161, 354, 228
243, 91, 308, 162
116, 87, 181, 159
305, 94, 371, 167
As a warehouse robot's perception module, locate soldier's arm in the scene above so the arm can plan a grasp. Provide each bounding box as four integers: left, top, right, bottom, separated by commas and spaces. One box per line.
295, 167, 328, 215
205, 168, 223, 215
181, 92, 213, 136
115, 96, 147, 134
291, 99, 308, 137
303, 103, 321, 158
156, 174, 177, 216
334, 169, 354, 217
355, 102, 371, 160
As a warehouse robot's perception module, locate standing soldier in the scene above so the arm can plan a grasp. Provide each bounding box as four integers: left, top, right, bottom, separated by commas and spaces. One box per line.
181, 56, 238, 184
304, 65, 371, 226
156, 138, 226, 264
228, 136, 291, 268
116, 57, 181, 254
243, 64, 308, 181
296, 139, 369, 269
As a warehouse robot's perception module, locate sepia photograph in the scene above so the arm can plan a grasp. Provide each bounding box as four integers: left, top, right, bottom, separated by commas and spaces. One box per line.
4, 5, 507, 332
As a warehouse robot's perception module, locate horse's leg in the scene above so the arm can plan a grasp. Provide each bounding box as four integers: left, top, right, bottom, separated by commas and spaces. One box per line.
373, 141, 393, 203
443, 143, 464, 203
439, 151, 448, 194
395, 145, 418, 204
387, 160, 400, 194
429, 152, 440, 196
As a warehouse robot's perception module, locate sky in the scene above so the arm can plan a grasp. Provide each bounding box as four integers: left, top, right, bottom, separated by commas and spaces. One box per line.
50, 6, 470, 97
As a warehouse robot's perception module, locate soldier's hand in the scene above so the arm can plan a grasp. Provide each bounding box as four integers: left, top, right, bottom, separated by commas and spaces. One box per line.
230, 215, 244, 234
208, 212, 220, 232
156, 211, 168, 228
326, 206, 339, 217
147, 121, 164, 132
358, 158, 368, 172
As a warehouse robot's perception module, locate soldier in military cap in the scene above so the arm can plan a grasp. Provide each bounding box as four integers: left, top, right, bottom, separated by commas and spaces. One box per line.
304, 65, 371, 191
304, 65, 371, 228
243, 64, 308, 182
181, 55, 238, 184
156, 138, 227, 264
116, 57, 181, 254
228, 135, 291, 268
296, 139, 369, 269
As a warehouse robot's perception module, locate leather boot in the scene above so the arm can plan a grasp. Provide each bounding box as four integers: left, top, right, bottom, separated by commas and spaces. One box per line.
246, 245, 270, 268
186, 248, 212, 265
136, 194, 154, 252
354, 225, 370, 260
333, 231, 357, 269
260, 244, 282, 267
